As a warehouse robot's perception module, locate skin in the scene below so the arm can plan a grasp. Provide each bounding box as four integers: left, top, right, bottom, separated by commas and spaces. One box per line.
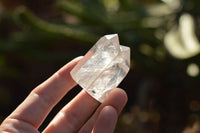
0, 57, 128, 133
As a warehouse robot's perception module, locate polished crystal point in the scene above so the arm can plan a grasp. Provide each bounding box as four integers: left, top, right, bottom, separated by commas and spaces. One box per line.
70, 34, 130, 103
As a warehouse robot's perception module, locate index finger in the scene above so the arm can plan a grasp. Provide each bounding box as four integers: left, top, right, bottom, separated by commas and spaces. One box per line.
4, 56, 83, 128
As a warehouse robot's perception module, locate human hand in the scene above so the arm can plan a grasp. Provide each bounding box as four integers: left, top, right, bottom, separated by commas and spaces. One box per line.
0, 57, 128, 133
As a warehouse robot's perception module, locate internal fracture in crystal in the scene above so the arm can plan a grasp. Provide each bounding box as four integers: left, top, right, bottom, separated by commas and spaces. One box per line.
70, 34, 130, 103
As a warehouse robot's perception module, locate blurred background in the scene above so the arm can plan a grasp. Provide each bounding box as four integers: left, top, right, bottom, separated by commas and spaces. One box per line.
0, 0, 200, 132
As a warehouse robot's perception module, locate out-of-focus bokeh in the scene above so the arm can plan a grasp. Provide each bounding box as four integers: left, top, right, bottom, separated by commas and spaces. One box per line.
0, 0, 200, 132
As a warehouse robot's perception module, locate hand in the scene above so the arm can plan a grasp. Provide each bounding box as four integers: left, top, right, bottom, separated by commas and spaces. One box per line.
0, 57, 128, 133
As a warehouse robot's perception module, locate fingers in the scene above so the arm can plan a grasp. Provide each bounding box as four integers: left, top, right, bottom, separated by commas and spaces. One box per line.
43, 90, 100, 133
4, 57, 83, 128
79, 88, 128, 133
1, 55, 128, 133
43, 88, 127, 133
92, 106, 118, 133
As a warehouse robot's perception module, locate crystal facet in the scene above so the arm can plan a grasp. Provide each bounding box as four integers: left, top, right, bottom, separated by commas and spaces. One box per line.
70, 34, 130, 103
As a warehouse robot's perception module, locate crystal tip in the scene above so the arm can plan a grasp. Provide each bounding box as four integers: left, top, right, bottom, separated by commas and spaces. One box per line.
105, 34, 118, 40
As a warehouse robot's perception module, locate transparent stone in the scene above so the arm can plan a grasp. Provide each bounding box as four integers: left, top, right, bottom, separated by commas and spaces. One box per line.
70, 34, 130, 103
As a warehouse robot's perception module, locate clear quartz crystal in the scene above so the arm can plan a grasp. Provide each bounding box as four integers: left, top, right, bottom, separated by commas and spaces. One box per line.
70, 34, 130, 103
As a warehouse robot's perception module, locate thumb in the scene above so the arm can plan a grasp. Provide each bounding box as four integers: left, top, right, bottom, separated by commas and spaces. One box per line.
92, 106, 118, 133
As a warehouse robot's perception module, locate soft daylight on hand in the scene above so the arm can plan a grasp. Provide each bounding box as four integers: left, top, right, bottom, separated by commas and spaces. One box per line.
0, 57, 127, 133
